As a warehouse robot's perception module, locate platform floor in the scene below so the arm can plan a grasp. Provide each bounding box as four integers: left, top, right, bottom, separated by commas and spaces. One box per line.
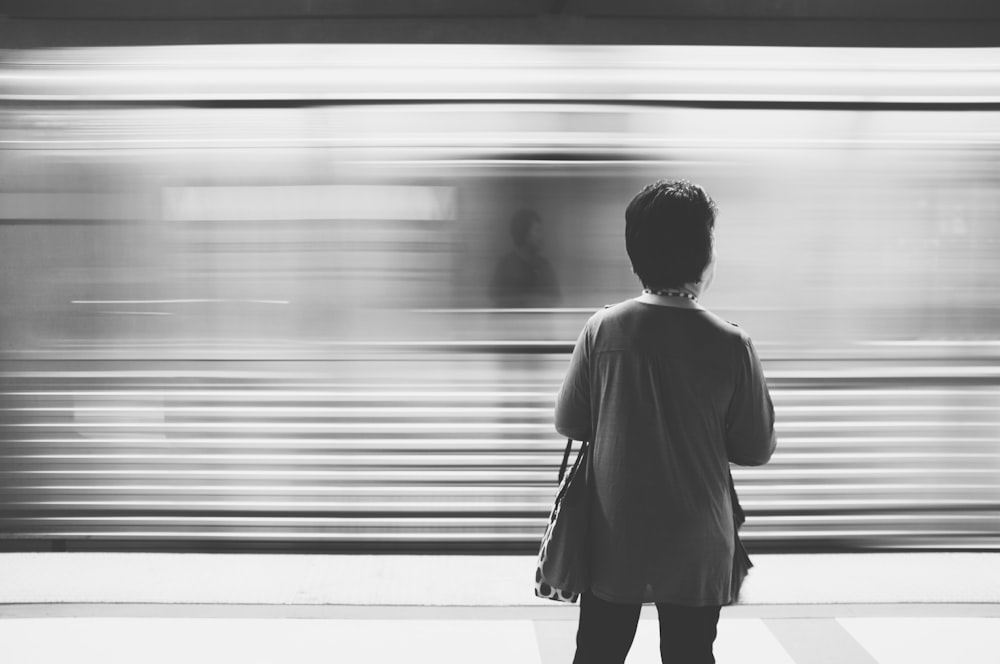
2, 553, 999, 663
2, 603, 999, 664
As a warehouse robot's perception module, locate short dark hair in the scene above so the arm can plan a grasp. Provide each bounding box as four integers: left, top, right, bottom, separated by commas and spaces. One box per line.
625, 179, 716, 289
509, 209, 541, 248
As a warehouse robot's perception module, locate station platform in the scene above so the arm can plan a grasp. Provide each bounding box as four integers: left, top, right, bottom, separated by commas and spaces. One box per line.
2, 553, 999, 663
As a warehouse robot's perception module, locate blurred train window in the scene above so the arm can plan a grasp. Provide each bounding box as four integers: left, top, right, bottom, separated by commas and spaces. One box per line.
158, 184, 457, 343
162, 185, 454, 223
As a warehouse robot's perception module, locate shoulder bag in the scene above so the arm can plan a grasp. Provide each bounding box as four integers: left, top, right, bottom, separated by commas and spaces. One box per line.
534, 438, 591, 603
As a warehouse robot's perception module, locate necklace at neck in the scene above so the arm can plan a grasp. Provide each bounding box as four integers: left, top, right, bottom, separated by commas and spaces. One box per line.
643, 288, 697, 302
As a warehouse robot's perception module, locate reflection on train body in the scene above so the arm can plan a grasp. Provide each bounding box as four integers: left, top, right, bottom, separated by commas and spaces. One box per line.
0, 45, 999, 551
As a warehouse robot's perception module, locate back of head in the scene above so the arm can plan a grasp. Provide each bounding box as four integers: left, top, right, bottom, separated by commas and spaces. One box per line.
625, 179, 717, 289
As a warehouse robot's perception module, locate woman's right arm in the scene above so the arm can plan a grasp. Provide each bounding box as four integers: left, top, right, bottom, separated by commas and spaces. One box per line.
725, 335, 776, 466
555, 321, 593, 442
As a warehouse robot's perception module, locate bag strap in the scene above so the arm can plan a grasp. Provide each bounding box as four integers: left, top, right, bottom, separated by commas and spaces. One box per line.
558, 438, 574, 483
558, 438, 591, 483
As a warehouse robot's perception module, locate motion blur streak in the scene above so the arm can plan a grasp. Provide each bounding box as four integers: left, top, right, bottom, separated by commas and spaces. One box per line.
1, 45, 999, 553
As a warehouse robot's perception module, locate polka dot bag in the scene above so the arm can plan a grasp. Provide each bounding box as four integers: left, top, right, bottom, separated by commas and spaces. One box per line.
535, 438, 591, 603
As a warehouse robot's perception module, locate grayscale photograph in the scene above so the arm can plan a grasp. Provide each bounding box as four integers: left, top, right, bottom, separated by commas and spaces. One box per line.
1, 2, 999, 662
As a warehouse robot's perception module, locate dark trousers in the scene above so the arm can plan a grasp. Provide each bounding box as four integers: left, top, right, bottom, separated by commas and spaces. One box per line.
573, 591, 721, 664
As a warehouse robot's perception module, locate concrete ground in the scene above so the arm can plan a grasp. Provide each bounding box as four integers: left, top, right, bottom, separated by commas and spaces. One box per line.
1, 553, 998, 663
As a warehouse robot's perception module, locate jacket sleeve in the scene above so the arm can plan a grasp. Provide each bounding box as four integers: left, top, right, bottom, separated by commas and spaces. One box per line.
725, 334, 776, 466
555, 320, 593, 441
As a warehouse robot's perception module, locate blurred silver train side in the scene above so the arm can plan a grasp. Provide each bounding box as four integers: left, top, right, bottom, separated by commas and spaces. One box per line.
1, 45, 999, 552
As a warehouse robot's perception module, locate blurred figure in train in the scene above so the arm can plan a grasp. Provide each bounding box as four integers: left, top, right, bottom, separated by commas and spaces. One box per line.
489, 208, 560, 308
556, 180, 775, 664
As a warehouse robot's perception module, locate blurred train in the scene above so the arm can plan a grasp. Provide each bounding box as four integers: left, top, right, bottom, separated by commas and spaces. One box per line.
1, 45, 999, 552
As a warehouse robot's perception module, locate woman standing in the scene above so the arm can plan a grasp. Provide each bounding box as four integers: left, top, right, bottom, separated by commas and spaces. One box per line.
555, 179, 776, 664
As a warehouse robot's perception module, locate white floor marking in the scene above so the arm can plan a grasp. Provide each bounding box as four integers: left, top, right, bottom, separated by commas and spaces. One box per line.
533, 619, 577, 664
765, 618, 878, 664
714, 618, 799, 664
4, 553, 1000, 606
839, 617, 1000, 664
